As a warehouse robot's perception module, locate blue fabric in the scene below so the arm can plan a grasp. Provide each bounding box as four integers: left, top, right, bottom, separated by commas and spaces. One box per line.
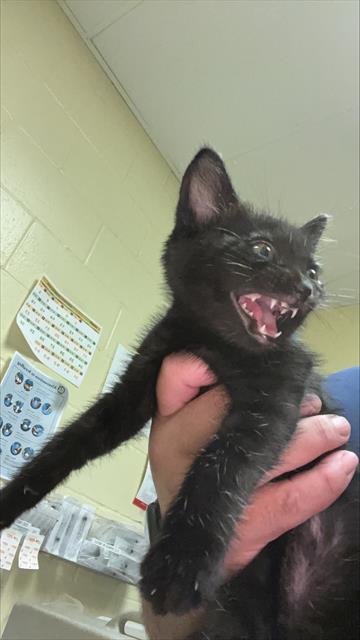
325, 367, 360, 455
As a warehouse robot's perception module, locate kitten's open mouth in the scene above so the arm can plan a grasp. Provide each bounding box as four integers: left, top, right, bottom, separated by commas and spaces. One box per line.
231, 292, 299, 345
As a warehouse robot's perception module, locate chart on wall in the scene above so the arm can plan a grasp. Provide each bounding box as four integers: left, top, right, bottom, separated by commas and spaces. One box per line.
0, 352, 68, 481
16, 276, 102, 387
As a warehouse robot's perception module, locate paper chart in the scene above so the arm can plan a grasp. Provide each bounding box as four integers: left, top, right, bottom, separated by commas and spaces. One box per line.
17, 276, 102, 387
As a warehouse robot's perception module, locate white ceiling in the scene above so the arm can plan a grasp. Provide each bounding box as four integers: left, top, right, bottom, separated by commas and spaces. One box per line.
60, 0, 359, 304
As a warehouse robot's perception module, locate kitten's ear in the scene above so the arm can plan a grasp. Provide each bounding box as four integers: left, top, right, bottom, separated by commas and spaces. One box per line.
175, 147, 238, 229
301, 214, 329, 251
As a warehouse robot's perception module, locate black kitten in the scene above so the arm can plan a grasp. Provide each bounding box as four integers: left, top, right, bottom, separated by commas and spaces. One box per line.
0, 149, 358, 639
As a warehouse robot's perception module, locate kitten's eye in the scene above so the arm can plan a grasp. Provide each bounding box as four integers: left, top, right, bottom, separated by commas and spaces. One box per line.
307, 267, 319, 281
252, 241, 274, 260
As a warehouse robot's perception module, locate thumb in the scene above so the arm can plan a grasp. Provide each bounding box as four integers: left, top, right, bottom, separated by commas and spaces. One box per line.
156, 354, 216, 416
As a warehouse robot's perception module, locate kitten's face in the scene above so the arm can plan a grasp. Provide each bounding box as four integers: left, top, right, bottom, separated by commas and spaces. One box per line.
164, 148, 327, 351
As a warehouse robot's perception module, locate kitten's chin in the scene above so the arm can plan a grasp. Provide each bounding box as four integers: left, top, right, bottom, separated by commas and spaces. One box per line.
230, 292, 300, 347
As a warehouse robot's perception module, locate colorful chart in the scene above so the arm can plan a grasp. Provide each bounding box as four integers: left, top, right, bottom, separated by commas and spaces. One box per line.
17, 276, 102, 387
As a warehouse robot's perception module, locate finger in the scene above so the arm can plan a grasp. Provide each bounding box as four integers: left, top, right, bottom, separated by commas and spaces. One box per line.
150, 386, 228, 514
156, 354, 216, 416
299, 394, 322, 417
225, 450, 359, 573
151, 385, 227, 461
264, 414, 351, 482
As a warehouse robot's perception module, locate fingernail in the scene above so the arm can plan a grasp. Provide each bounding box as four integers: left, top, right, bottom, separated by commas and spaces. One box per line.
330, 415, 350, 438
340, 451, 359, 476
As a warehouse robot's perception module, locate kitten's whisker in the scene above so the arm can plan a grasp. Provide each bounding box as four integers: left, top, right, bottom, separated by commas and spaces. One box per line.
230, 271, 252, 280
312, 309, 334, 331
216, 226, 243, 242
225, 260, 253, 271
326, 293, 356, 300
224, 250, 254, 265
324, 272, 358, 286
327, 288, 357, 293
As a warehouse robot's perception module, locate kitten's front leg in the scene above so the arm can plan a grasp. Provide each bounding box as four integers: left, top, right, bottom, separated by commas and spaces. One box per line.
141, 404, 300, 615
0, 320, 172, 529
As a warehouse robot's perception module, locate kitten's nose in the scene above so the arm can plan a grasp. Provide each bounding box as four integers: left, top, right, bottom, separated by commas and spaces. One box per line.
295, 278, 313, 302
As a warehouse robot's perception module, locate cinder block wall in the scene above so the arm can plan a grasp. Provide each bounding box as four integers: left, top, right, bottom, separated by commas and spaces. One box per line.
0, 0, 178, 626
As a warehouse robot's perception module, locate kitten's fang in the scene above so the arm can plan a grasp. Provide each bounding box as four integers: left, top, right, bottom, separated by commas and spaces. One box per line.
232, 292, 299, 344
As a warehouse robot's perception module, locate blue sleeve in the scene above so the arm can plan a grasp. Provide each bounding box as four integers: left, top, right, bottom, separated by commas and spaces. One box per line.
324, 367, 359, 455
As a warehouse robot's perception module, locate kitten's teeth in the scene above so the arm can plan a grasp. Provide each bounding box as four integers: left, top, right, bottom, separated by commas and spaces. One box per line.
259, 324, 267, 333
242, 302, 254, 317
280, 301, 289, 309
291, 308, 298, 318
248, 293, 260, 301
275, 331, 282, 338
270, 298, 277, 310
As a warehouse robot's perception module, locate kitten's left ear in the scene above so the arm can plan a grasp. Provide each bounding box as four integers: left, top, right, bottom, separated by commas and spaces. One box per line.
175, 147, 239, 229
301, 214, 329, 251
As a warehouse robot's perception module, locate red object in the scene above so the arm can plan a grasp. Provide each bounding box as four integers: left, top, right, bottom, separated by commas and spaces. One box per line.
132, 497, 148, 511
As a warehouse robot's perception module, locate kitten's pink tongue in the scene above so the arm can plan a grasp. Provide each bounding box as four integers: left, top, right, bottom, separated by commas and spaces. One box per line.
240, 296, 278, 337
257, 298, 278, 337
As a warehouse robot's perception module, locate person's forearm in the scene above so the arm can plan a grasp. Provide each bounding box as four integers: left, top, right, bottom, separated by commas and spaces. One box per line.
142, 598, 205, 640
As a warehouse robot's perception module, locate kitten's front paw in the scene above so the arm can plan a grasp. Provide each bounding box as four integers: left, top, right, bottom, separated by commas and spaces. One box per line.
140, 535, 219, 615
0, 482, 29, 530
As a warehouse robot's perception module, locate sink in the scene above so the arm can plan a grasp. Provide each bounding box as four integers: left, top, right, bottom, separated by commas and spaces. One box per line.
1, 603, 130, 640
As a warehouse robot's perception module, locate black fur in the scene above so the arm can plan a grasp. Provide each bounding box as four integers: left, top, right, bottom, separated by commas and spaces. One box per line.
0, 148, 358, 638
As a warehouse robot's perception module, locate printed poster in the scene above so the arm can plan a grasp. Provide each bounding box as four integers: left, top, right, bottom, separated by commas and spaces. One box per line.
102, 344, 151, 438
103, 345, 156, 509
133, 461, 157, 511
16, 276, 102, 387
0, 352, 68, 480
102, 344, 133, 394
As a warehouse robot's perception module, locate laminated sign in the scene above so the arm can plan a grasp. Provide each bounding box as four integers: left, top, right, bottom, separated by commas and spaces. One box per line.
0, 352, 68, 480
17, 276, 102, 386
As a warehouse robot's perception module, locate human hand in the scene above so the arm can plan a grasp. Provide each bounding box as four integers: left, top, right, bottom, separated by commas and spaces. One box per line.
149, 354, 359, 575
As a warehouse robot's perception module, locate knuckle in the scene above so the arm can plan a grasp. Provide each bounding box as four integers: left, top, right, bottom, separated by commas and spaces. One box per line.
301, 395, 321, 415
319, 458, 344, 496
319, 466, 338, 496
279, 485, 302, 519
312, 415, 333, 443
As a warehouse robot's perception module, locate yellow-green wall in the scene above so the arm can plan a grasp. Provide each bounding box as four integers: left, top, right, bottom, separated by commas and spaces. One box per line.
0, 0, 358, 633
303, 304, 359, 374
0, 0, 178, 629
